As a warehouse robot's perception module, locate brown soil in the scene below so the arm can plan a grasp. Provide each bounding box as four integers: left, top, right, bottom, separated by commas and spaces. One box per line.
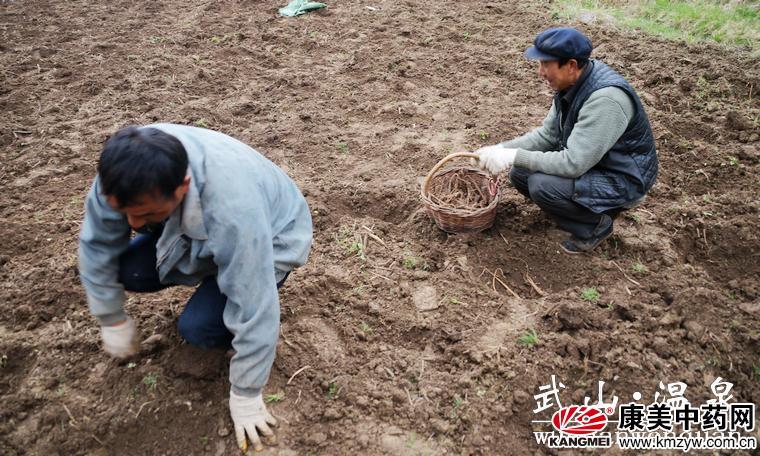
1, 1, 759, 455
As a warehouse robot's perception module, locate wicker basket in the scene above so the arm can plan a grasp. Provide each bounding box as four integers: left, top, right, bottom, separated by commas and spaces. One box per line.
420, 152, 500, 233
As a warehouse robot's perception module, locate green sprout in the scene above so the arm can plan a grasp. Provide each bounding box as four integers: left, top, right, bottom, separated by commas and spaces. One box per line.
265, 391, 285, 403
336, 141, 349, 155
327, 382, 339, 398
631, 262, 648, 274
142, 372, 159, 390
581, 287, 600, 302
518, 328, 539, 347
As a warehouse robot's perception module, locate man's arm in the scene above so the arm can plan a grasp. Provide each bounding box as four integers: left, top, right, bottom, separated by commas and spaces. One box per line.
78, 177, 131, 325
512, 87, 635, 178
500, 103, 560, 152
206, 195, 280, 398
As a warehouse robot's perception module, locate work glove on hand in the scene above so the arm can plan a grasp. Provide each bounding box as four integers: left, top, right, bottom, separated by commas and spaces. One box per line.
230, 390, 278, 452
100, 316, 139, 358
475, 144, 518, 175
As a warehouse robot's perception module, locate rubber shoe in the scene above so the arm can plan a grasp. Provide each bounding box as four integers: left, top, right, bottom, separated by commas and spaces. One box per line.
560, 215, 613, 254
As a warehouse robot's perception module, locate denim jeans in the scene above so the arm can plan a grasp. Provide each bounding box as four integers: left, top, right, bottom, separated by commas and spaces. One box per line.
117, 228, 288, 349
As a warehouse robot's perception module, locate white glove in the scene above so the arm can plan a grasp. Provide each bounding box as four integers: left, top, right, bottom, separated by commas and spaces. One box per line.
229, 390, 278, 452
101, 316, 139, 358
476, 144, 517, 174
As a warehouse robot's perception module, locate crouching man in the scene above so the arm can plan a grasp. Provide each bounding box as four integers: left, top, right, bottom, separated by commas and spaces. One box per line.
78, 124, 312, 451
477, 27, 658, 253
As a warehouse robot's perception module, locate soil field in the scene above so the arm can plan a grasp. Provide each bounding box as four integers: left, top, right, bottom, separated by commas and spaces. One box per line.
1, 0, 759, 454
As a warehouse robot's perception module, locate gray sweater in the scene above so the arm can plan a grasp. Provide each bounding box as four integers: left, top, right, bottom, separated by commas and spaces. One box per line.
502, 87, 634, 178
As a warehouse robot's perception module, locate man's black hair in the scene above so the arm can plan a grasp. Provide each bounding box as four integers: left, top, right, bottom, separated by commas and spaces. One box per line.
558, 57, 589, 69
98, 126, 188, 207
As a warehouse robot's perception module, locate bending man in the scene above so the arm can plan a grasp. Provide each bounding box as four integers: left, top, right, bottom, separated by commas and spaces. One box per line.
78, 124, 312, 451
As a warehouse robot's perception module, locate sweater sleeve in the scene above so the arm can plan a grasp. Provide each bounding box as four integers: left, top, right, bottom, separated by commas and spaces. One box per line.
78, 177, 132, 325
500, 103, 560, 152
512, 87, 635, 178
204, 186, 281, 398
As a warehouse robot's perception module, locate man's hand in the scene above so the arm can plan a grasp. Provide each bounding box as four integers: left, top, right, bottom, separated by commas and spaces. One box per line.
229, 390, 278, 452
101, 316, 139, 358
475, 144, 518, 174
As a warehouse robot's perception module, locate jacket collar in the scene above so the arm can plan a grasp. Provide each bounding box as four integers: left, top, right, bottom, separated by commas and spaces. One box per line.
178, 167, 208, 240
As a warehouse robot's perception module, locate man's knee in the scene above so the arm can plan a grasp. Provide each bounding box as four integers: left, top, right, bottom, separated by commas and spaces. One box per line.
527, 173, 573, 205
177, 311, 230, 348
509, 167, 532, 197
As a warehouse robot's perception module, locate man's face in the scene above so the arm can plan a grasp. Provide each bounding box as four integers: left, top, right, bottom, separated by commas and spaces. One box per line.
107, 177, 190, 230
538, 60, 580, 92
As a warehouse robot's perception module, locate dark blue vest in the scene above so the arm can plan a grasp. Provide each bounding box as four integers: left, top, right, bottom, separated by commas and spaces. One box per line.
556, 60, 658, 213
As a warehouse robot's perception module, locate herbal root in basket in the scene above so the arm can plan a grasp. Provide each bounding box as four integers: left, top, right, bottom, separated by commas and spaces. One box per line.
427, 169, 492, 210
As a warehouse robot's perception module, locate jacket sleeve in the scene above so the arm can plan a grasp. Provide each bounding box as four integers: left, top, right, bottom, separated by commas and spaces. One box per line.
500, 103, 560, 152
205, 192, 280, 397
512, 87, 634, 178
78, 177, 131, 325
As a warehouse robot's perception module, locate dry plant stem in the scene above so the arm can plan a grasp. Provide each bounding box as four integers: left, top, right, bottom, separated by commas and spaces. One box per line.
287, 365, 311, 385
483, 267, 521, 299
524, 273, 546, 296
610, 260, 641, 286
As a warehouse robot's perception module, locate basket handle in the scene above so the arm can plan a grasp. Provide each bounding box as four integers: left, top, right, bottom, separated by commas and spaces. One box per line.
421, 152, 481, 196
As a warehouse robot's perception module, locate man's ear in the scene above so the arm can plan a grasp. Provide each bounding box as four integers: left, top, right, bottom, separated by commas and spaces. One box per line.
175, 175, 191, 199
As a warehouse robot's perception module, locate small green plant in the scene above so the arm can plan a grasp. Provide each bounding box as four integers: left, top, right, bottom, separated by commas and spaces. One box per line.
631, 262, 648, 274
702, 194, 712, 203
142, 372, 159, 390
727, 291, 738, 300
327, 382, 339, 398
210, 32, 241, 45
479, 131, 489, 141
728, 156, 739, 166
463, 31, 471, 41
194, 119, 209, 128
126, 362, 137, 369
148, 36, 166, 45
199, 436, 209, 445
55, 385, 66, 396
450, 396, 464, 419
359, 321, 372, 333
336, 141, 349, 154
518, 328, 539, 347
265, 391, 285, 403
402, 253, 427, 270
476, 389, 487, 397
626, 213, 642, 223
581, 287, 600, 302
0, 354, 7, 368
336, 225, 366, 261
449, 297, 461, 305
753, 364, 760, 381
347, 240, 366, 260
405, 432, 417, 448
606, 302, 615, 311
423, 36, 433, 44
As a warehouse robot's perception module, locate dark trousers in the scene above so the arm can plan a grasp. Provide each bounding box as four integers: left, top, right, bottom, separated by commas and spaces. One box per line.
509, 167, 609, 239
118, 231, 288, 349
